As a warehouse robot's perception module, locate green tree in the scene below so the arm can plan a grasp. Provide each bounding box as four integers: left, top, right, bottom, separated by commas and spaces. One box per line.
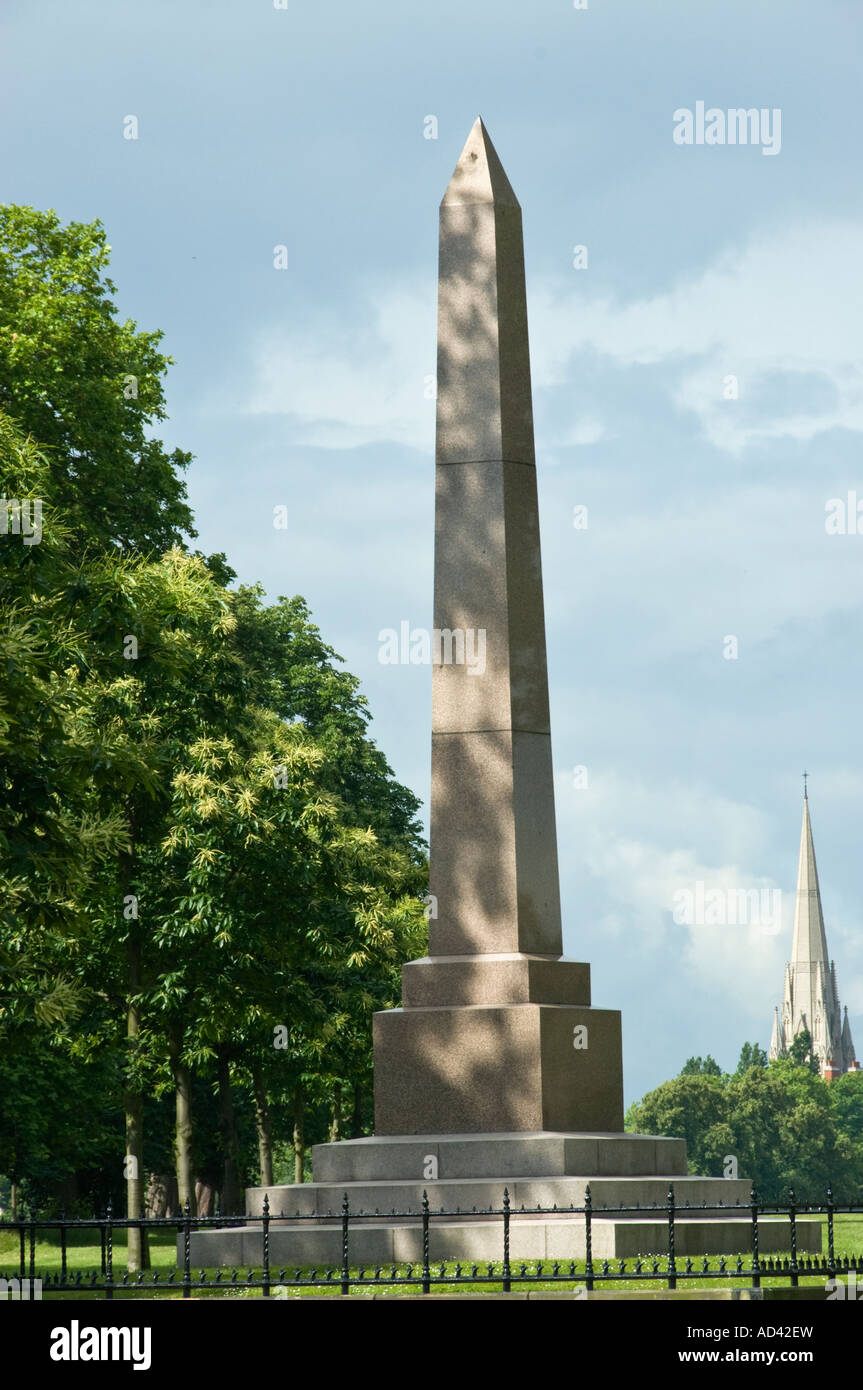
679, 1055, 723, 1077
0, 206, 195, 552
627, 1074, 727, 1174
0, 1037, 124, 1217
0, 414, 127, 1022
735, 1041, 769, 1074
788, 1027, 820, 1075
155, 722, 426, 1206
70, 547, 242, 1260
829, 1070, 863, 1196
0, 407, 241, 1264
0, 204, 428, 1254
628, 1058, 856, 1201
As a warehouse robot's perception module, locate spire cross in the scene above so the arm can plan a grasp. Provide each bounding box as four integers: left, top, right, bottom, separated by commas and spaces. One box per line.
802, 770, 808, 799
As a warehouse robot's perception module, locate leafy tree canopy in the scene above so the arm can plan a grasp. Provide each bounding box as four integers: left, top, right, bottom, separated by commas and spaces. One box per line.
0, 205, 194, 551
679, 1054, 723, 1077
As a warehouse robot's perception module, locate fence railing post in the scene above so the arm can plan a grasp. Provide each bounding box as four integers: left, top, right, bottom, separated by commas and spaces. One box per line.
105, 1200, 113, 1302
826, 1184, 835, 1278
788, 1186, 798, 1287
60, 1208, 67, 1287
182, 1198, 192, 1300
262, 1192, 270, 1298
750, 1184, 760, 1290
341, 1192, 350, 1296
28, 1205, 36, 1288
18, 1211, 25, 1284
584, 1184, 594, 1294
421, 1189, 430, 1295
502, 1188, 511, 1294
667, 1184, 677, 1291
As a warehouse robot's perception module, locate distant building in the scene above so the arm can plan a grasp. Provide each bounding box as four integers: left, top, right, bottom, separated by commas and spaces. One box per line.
769, 786, 858, 1079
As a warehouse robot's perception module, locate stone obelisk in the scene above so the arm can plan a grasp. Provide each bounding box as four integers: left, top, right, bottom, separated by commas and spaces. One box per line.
193, 124, 822, 1267
373, 119, 624, 1134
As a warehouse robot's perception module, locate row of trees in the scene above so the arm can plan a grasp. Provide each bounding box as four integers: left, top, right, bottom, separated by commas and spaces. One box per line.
626, 1036, 863, 1202
0, 205, 428, 1263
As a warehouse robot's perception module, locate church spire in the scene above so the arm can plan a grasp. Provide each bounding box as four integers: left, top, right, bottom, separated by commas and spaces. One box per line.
842, 1007, 857, 1070
789, 789, 830, 977
769, 784, 859, 1077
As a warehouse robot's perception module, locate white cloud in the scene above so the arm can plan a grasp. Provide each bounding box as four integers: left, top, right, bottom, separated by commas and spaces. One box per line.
242, 288, 435, 450
543, 474, 863, 661
556, 769, 787, 1010
558, 417, 610, 447
531, 219, 863, 453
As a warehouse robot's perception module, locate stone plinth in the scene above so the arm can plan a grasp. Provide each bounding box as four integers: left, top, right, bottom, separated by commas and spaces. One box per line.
374, 1004, 623, 1134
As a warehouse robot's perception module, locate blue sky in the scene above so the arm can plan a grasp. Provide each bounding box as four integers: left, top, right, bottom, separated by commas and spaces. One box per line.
3, 0, 862, 1105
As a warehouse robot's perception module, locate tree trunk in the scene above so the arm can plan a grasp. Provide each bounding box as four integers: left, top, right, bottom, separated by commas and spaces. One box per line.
217, 1049, 242, 1215
125, 932, 150, 1272
55, 1172, 78, 1212
329, 1081, 342, 1143
195, 1180, 216, 1218
251, 1065, 273, 1188
144, 1173, 178, 1219
293, 1083, 305, 1183
169, 1028, 196, 1215
10, 1183, 17, 1222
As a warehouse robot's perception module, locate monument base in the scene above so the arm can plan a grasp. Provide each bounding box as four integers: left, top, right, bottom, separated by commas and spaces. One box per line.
374, 1005, 624, 1133
186, 1132, 822, 1266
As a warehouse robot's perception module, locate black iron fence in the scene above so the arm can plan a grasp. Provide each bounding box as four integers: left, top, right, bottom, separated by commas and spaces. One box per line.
1, 1185, 862, 1298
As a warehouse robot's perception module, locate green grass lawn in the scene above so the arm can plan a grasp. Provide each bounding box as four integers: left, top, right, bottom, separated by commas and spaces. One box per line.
2, 1215, 861, 1299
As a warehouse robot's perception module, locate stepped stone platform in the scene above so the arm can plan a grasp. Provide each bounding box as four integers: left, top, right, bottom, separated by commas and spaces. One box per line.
186, 1133, 821, 1265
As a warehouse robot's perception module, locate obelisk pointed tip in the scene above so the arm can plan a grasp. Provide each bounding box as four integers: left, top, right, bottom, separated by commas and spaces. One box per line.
441, 117, 520, 209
